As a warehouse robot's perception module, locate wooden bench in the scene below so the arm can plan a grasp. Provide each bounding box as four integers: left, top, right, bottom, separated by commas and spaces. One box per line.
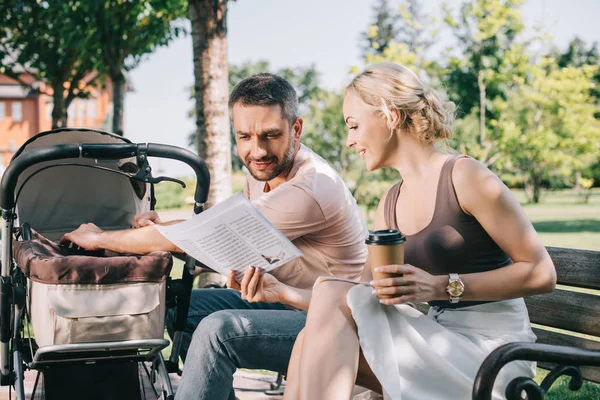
472, 246, 600, 399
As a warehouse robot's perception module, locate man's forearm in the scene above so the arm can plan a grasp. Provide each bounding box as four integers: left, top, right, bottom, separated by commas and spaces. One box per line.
98, 226, 182, 254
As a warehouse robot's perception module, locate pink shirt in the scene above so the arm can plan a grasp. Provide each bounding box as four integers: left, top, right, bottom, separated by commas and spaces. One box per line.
245, 145, 368, 290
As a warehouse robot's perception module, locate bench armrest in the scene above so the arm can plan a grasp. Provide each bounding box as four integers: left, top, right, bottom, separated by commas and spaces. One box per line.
472, 342, 600, 400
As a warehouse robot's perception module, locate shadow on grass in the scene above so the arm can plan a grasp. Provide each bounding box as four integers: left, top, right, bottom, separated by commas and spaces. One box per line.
532, 219, 600, 233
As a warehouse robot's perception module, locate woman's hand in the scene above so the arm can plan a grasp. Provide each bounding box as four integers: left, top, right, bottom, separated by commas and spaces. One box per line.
371, 264, 448, 305
226, 267, 287, 304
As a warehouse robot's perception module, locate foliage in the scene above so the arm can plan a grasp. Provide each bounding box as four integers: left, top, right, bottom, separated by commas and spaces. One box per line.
442, 0, 526, 115
578, 178, 595, 204
0, 0, 100, 128
555, 37, 600, 115
583, 160, 600, 188
0, 0, 186, 132
361, 0, 440, 81
498, 61, 600, 203
88, 0, 187, 134
357, 0, 599, 204
361, 0, 401, 58
154, 181, 185, 210
441, 0, 537, 166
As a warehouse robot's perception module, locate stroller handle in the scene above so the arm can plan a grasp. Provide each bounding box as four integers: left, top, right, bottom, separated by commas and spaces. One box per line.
0, 143, 210, 211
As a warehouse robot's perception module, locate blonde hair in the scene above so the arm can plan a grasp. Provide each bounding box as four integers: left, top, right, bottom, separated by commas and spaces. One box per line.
346, 62, 456, 143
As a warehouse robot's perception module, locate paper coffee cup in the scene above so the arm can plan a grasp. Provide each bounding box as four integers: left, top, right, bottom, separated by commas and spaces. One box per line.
366, 229, 406, 299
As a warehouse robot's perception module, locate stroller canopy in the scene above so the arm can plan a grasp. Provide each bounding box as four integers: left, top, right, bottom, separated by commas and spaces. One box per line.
13, 128, 151, 240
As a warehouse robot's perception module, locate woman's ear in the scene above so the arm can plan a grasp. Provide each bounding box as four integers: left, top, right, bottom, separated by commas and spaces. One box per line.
388, 108, 402, 131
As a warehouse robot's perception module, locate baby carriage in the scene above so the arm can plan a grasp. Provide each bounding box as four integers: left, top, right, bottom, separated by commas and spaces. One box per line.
0, 128, 210, 399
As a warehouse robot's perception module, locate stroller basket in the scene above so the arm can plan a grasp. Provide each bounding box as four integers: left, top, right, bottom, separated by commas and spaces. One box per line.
14, 231, 172, 347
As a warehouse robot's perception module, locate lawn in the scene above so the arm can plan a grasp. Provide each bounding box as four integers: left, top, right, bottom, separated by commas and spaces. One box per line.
516, 188, 600, 251
536, 368, 600, 399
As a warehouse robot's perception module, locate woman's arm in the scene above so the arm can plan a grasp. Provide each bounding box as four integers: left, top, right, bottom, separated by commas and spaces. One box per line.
448, 157, 556, 300
372, 159, 556, 304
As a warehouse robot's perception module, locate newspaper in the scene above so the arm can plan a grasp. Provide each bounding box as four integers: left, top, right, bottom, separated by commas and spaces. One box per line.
154, 192, 303, 279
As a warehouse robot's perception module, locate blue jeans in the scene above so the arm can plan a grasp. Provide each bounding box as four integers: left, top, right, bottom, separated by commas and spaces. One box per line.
169, 288, 306, 400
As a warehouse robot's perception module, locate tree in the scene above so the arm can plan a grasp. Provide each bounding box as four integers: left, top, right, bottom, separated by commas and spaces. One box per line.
555, 37, 600, 116
361, 0, 400, 58
189, 0, 232, 207
442, 0, 529, 166
89, 0, 187, 135
0, 1, 100, 128
362, 0, 439, 80
553, 37, 600, 188
499, 61, 600, 203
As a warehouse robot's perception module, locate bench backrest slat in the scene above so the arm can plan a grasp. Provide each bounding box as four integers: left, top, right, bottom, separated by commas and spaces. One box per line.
547, 246, 600, 290
532, 246, 600, 383
525, 289, 600, 337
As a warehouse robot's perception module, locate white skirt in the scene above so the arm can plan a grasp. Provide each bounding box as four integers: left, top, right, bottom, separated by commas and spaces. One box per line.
346, 285, 537, 400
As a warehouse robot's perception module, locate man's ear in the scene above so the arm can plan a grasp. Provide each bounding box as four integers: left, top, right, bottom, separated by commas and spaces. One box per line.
292, 117, 303, 141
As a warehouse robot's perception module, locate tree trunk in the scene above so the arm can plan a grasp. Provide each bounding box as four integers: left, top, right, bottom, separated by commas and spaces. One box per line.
532, 181, 541, 204
525, 173, 543, 204
51, 81, 68, 129
112, 73, 125, 136
189, 0, 232, 208
574, 170, 582, 191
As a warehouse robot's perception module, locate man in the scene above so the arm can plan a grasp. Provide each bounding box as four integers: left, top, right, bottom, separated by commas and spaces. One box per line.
62, 73, 368, 400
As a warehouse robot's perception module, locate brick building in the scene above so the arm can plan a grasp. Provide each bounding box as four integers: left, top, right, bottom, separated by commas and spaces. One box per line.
0, 73, 114, 170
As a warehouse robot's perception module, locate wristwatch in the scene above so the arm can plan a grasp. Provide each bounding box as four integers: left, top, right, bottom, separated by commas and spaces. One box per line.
446, 273, 465, 303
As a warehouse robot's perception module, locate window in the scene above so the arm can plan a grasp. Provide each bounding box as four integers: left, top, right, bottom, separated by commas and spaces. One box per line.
46, 101, 53, 121
78, 99, 86, 119
11, 102, 22, 122
0, 103, 5, 120
88, 99, 97, 119
68, 103, 75, 124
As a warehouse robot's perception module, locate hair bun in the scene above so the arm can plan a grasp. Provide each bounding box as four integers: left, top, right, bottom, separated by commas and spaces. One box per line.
346, 62, 456, 143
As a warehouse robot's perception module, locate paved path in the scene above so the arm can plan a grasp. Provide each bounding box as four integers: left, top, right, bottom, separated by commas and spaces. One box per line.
0, 368, 283, 399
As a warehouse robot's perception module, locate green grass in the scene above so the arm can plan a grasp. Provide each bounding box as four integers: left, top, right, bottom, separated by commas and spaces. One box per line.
517, 189, 600, 251
536, 369, 600, 399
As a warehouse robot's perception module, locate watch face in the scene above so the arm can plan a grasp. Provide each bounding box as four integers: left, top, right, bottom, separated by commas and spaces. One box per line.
447, 280, 464, 296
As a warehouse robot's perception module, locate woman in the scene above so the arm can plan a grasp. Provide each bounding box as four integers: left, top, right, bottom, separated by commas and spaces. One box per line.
282, 62, 556, 400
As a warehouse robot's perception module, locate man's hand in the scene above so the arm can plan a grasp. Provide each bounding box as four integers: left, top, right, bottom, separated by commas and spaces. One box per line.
60, 223, 105, 250
226, 267, 286, 304
134, 211, 162, 228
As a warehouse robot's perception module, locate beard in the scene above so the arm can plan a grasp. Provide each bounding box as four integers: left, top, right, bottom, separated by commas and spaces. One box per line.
245, 140, 295, 182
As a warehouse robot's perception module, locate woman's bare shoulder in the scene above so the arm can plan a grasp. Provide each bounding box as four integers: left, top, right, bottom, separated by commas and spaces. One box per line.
452, 156, 507, 214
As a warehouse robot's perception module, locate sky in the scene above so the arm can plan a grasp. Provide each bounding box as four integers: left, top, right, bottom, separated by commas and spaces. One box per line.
123, 0, 600, 177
